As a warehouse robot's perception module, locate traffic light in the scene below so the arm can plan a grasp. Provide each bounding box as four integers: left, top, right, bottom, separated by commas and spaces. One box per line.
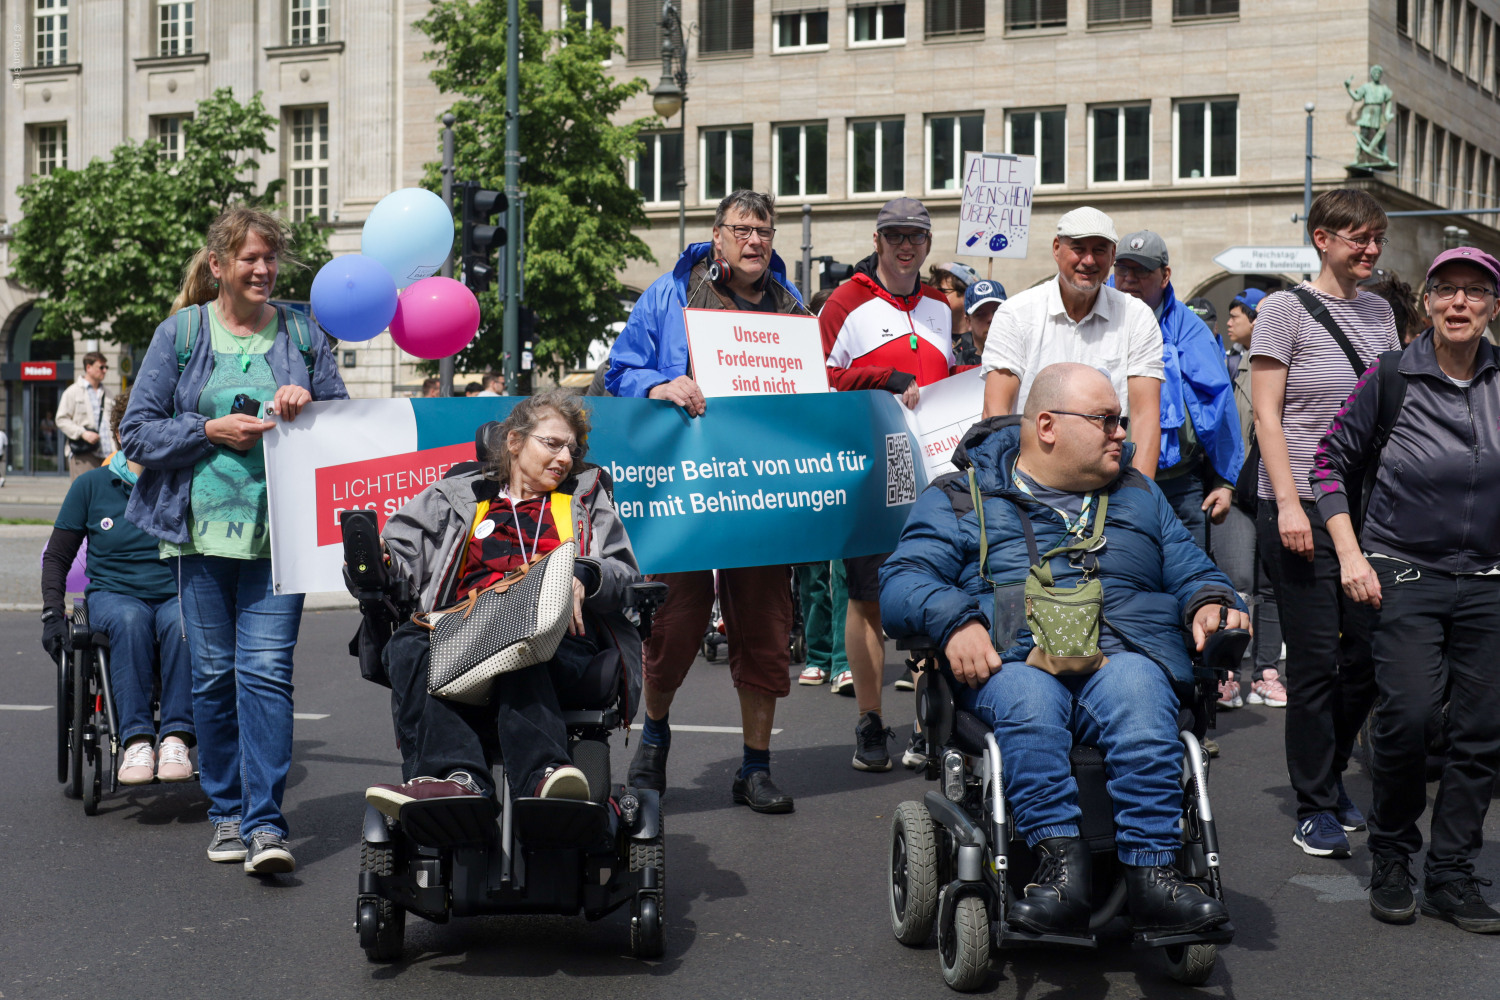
816, 256, 855, 290
460, 181, 507, 293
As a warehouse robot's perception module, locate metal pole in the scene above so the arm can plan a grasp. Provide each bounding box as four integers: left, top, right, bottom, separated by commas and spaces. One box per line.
438, 113, 456, 397
502, 0, 521, 394
800, 203, 813, 300
1302, 102, 1315, 246
677, 106, 687, 254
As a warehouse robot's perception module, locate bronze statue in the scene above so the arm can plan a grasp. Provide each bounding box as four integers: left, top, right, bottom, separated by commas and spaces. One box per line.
1345, 66, 1397, 171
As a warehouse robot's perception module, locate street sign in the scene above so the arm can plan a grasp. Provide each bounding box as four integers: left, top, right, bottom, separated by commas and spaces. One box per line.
21, 361, 57, 381
1212, 245, 1321, 275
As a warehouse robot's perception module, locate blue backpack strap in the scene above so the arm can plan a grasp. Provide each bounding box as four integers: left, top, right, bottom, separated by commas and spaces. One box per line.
174, 304, 205, 373
277, 305, 318, 378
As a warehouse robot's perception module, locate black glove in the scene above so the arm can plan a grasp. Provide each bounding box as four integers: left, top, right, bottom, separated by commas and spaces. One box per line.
42, 608, 66, 660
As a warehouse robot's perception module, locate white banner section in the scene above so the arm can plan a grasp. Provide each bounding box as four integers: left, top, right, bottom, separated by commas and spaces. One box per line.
683, 308, 828, 397
956, 152, 1035, 259
902, 368, 986, 482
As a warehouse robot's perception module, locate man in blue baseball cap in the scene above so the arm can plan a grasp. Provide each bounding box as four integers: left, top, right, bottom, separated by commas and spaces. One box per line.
955, 279, 1007, 366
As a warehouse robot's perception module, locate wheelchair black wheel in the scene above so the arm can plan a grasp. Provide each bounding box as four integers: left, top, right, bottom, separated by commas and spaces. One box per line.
629, 817, 666, 899
358, 839, 406, 962
789, 631, 807, 665
630, 894, 664, 960
56, 653, 71, 784
67, 651, 88, 800
701, 638, 718, 662
937, 895, 990, 993
889, 801, 939, 946
1162, 942, 1217, 985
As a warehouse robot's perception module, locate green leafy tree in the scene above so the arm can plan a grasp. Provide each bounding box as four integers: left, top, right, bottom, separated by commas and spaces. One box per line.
11, 88, 330, 350
418, 1, 655, 373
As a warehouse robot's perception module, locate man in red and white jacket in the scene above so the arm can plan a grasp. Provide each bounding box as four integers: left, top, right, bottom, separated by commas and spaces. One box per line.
819, 197, 956, 775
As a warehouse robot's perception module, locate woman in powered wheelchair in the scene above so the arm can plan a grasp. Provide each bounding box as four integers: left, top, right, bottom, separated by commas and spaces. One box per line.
42, 391, 195, 815
877, 391, 1251, 991
342, 389, 668, 961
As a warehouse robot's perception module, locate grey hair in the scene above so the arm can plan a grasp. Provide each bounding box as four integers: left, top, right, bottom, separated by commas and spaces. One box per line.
714, 189, 776, 228
482, 389, 591, 483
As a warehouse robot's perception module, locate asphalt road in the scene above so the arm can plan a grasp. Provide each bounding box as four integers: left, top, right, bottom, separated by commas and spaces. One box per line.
2, 608, 1497, 999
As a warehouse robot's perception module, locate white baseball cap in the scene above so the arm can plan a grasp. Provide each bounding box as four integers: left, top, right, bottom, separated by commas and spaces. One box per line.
1056, 207, 1119, 243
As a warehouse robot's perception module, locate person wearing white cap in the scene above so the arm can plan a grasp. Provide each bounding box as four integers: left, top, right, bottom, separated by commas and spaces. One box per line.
980, 206, 1165, 477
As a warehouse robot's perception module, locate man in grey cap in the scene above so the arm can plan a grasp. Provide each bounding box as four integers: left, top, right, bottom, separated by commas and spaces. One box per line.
981, 206, 1165, 477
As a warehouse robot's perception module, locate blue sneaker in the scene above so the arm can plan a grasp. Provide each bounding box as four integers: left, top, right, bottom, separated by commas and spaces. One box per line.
1335, 779, 1367, 832
1294, 812, 1352, 859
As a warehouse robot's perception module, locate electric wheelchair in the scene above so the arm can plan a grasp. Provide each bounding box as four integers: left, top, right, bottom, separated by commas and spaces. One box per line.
341, 511, 670, 963
887, 628, 1250, 991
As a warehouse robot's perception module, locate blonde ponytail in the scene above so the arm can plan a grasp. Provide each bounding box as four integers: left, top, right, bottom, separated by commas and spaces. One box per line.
172, 247, 217, 312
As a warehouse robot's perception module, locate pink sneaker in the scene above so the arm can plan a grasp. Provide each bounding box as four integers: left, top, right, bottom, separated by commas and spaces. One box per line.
157, 737, 194, 782
1248, 669, 1288, 708
118, 740, 155, 785
1217, 678, 1242, 709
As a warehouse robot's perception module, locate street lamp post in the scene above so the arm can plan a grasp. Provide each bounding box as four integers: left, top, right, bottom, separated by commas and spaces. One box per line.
1303, 102, 1315, 246
649, 2, 688, 253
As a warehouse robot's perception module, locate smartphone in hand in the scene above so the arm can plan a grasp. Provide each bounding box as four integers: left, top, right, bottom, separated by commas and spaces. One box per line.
225, 394, 262, 455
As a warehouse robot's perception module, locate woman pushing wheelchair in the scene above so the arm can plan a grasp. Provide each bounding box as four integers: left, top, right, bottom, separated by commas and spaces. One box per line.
364, 390, 643, 815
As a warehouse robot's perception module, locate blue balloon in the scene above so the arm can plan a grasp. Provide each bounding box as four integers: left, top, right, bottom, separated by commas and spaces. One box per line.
310, 254, 398, 343
361, 187, 455, 289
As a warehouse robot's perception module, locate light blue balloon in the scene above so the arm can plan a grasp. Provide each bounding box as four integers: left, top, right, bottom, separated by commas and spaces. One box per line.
310, 254, 398, 343
361, 187, 455, 289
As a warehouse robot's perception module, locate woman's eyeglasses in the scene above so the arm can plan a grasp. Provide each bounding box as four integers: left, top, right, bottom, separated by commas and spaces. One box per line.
530, 434, 577, 455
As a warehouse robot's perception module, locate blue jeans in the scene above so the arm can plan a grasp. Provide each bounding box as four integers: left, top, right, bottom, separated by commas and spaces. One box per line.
1157, 471, 1207, 552
957, 652, 1183, 866
87, 590, 195, 746
177, 555, 304, 838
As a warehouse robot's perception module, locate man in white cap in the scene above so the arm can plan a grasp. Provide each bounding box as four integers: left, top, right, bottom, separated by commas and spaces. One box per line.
980, 207, 1165, 477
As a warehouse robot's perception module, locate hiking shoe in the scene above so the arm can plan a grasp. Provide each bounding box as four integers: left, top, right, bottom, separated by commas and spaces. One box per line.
1335, 778, 1367, 832
1369, 854, 1417, 924
1422, 876, 1500, 933
1294, 812, 1351, 859
1248, 669, 1288, 707
243, 830, 296, 875
853, 711, 894, 772
829, 669, 855, 696
902, 730, 928, 770
118, 740, 155, 786
1216, 679, 1242, 709
537, 765, 590, 800
894, 670, 917, 692
156, 737, 193, 782
798, 664, 829, 686
206, 820, 246, 862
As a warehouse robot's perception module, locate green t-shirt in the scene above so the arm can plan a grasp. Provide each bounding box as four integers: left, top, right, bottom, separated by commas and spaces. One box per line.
162, 308, 279, 560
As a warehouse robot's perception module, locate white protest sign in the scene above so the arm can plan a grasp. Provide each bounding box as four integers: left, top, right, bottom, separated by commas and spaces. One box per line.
682, 308, 828, 397
901, 367, 986, 481
956, 152, 1035, 259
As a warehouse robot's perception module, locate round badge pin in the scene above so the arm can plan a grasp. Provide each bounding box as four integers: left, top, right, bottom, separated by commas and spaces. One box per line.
100, 517, 114, 531
473, 519, 495, 540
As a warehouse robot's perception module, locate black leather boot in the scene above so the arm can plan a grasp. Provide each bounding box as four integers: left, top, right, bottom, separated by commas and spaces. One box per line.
1125, 864, 1229, 934
1007, 837, 1092, 935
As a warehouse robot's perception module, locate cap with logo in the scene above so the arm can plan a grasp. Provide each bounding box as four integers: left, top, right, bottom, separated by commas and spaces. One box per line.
1185, 297, 1217, 325
1230, 287, 1267, 316
936, 261, 980, 288
1056, 206, 1118, 243
1426, 246, 1500, 287
876, 198, 932, 232
965, 280, 1008, 314
1116, 230, 1169, 271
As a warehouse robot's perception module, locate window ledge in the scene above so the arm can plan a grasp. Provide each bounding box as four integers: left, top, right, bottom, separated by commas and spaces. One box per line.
1172, 15, 1239, 26
697, 49, 755, 61
133, 52, 210, 69
264, 41, 346, 59
848, 38, 908, 49
924, 33, 986, 45
773, 44, 831, 55
1085, 21, 1152, 33
1003, 26, 1066, 38
12, 63, 81, 79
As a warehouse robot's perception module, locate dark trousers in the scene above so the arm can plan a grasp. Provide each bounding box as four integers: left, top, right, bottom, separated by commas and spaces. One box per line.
1367, 565, 1500, 885
1158, 470, 1207, 551
1256, 499, 1377, 819
383, 619, 598, 800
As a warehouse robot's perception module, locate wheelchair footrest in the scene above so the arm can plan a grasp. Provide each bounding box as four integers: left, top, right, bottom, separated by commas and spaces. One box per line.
513, 797, 611, 850
998, 926, 1099, 950
1133, 921, 1234, 949
397, 795, 498, 849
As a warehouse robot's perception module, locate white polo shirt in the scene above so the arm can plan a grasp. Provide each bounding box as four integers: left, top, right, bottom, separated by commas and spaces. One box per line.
981, 276, 1165, 415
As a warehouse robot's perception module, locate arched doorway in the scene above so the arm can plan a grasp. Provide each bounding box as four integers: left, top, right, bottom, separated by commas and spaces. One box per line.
1182, 272, 1296, 343
2, 303, 74, 476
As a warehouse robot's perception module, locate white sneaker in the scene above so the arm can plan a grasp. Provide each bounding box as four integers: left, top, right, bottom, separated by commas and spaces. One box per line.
537, 765, 590, 800
157, 737, 193, 782
118, 740, 155, 785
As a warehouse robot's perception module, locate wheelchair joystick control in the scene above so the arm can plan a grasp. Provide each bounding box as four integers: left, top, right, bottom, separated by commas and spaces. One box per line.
619, 792, 640, 830
942, 750, 966, 803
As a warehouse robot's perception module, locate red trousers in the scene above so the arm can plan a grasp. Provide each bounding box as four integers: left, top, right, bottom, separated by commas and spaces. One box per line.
643, 566, 793, 698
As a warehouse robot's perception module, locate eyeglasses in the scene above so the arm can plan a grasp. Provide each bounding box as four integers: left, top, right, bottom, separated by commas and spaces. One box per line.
723, 224, 775, 242
530, 434, 578, 455
1328, 231, 1391, 250
1428, 282, 1497, 303
1048, 411, 1129, 435
880, 230, 931, 247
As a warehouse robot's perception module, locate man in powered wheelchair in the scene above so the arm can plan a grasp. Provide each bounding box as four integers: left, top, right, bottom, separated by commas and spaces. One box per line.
342, 391, 668, 962
879, 364, 1250, 990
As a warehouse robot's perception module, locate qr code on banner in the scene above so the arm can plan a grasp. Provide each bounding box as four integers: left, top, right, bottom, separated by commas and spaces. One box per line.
885, 434, 916, 507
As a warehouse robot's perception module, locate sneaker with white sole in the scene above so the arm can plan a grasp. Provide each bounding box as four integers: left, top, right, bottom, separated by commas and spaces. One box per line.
1294, 812, 1351, 859
156, 737, 193, 782
1248, 668, 1288, 707
206, 820, 246, 862
243, 830, 296, 874
118, 740, 155, 786
798, 664, 829, 686
829, 669, 855, 696
901, 730, 928, 769
537, 765, 590, 800
1216, 679, 1242, 709
894, 670, 917, 692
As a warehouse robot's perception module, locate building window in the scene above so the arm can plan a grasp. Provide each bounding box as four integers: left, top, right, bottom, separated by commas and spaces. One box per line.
289, 0, 329, 46
1481, 14, 1492, 86
850, 118, 905, 195
700, 0, 754, 54
157, 1, 194, 56
849, 2, 905, 45
1090, 104, 1150, 183
1173, 0, 1237, 17
701, 127, 753, 200
1431, 126, 1445, 202
1398, 0, 1409, 35
1466, 3, 1480, 79
927, 114, 983, 192
775, 123, 828, 197
1413, 115, 1428, 194
152, 115, 189, 162
773, 7, 829, 50
1480, 151, 1491, 208
1005, 0, 1066, 30
1087, 0, 1150, 27
926, 0, 984, 39
627, 0, 661, 59
289, 107, 329, 222
566, 0, 611, 29
1175, 99, 1237, 179
33, 0, 68, 66
32, 123, 67, 177
633, 131, 684, 203
1394, 105, 1409, 189
1007, 108, 1066, 185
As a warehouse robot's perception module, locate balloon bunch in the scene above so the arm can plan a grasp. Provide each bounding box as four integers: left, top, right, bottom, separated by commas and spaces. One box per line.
307, 188, 481, 359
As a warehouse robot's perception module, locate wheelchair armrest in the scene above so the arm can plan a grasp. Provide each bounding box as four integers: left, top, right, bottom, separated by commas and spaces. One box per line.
1195, 628, 1250, 678
69, 596, 91, 650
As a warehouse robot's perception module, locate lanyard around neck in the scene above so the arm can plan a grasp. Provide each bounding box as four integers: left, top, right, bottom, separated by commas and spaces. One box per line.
1011, 468, 1096, 538
502, 489, 546, 565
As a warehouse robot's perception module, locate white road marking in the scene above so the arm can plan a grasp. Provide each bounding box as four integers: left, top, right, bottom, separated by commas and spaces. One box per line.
671, 725, 783, 735
0, 704, 50, 711
293, 712, 330, 720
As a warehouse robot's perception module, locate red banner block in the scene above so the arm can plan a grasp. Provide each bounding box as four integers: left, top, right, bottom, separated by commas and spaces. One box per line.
21, 361, 57, 381
313, 442, 476, 546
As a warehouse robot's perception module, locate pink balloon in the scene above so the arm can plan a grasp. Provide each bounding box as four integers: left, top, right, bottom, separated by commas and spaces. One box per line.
388, 277, 481, 360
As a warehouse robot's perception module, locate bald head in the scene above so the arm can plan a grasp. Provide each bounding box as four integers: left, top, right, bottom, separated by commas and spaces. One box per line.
1017, 363, 1126, 492
1023, 363, 1114, 422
